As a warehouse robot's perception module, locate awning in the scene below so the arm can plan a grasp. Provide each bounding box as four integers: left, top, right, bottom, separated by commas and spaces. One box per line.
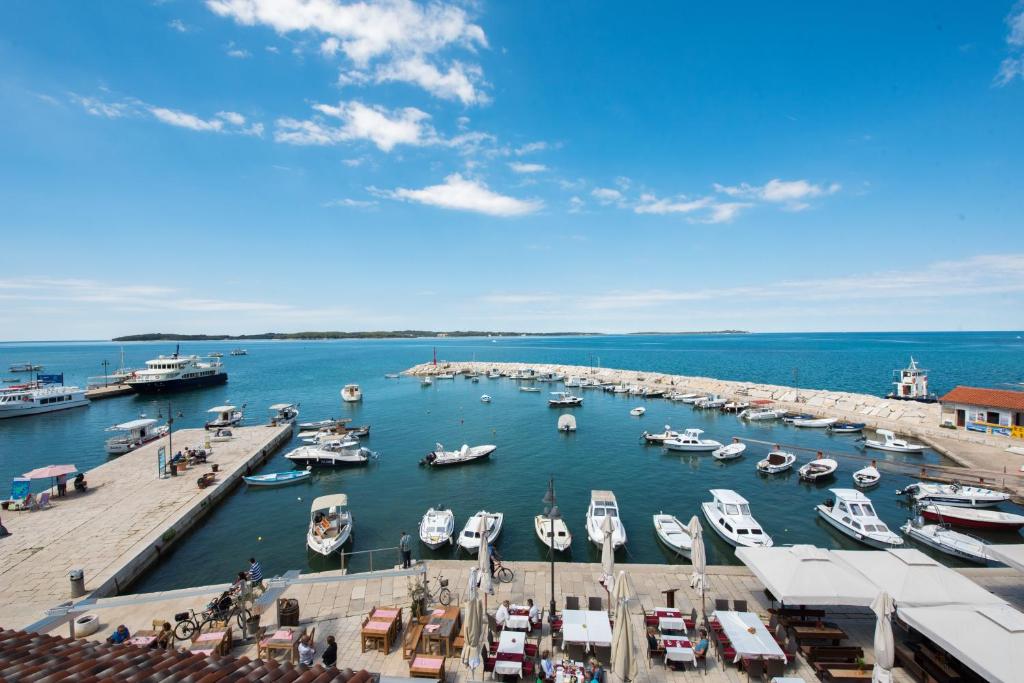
311, 494, 348, 510
207, 405, 236, 413
984, 544, 1024, 573
735, 545, 878, 606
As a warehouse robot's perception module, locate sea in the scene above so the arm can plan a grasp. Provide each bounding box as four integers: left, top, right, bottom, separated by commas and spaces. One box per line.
1, 331, 1022, 592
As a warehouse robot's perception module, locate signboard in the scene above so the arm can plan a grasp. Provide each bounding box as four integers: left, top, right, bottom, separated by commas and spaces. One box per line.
157, 446, 166, 479
37, 373, 63, 385
10, 477, 30, 501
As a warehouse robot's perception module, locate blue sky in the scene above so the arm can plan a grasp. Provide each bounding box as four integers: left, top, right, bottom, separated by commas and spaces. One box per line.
1, 1, 1023, 339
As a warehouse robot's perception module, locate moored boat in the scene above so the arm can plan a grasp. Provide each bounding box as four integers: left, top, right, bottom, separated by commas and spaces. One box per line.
897, 482, 1010, 508
244, 469, 311, 487
757, 449, 796, 474
701, 489, 773, 547
419, 507, 455, 549
828, 422, 866, 433
520, 386, 540, 393
641, 426, 679, 444
535, 515, 572, 551
816, 488, 902, 549
285, 441, 374, 467
548, 391, 583, 407
586, 490, 627, 547
664, 428, 722, 452
205, 405, 243, 430
307, 494, 352, 556
653, 513, 693, 558
798, 455, 838, 482
629, 407, 646, 416
0, 383, 89, 419
792, 416, 838, 428
480, 394, 492, 403
852, 464, 881, 488
557, 414, 577, 432
739, 406, 787, 421
105, 417, 169, 455
457, 511, 503, 553
340, 384, 362, 402
859, 429, 927, 453
269, 403, 299, 425
900, 517, 993, 563
712, 442, 747, 460
421, 443, 496, 467
125, 349, 226, 393
919, 504, 1024, 530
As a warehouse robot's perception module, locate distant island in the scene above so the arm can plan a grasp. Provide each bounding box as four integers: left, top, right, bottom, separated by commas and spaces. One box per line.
112, 330, 749, 341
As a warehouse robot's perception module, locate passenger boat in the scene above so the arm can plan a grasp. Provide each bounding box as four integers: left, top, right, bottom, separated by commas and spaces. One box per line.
664, 428, 722, 452
125, 349, 226, 393
340, 384, 362, 402
548, 391, 583, 407
828, 422, 866, 433
859, 429, 926, 453
900, 518, 992, 563
557, 414, 577, 432
629, 407, 646, 416
712, 442, 747, 460
798, 456, 838, 482
205, 405, 243, 430
653, 513, 693, 558
8, 362, 42, 372
243, 469, 311, 487
757, 450, 796, 474
919, 504, 1024, 530
886, 357, 937, 403
792, 416, 838, 428
852, 464, 881, 488
701, 489, 773, 547
419, 507, 455, 549
285, 442, 374, 467
230, 348, 248, 356
739, 406, 786, 421
816, 489, 902, 548
269, 403, 299, 425
898, 482, 1010, 508
105, 417, 169, 455
480, 394, 492, 403
457, 511, 503, 553
586, 490, 627, 547
0, 383, 89, 419
535, 515, 573, 551
520, 386, 540, 393
307, 494, 352, 556
641, 426, 679, 444
420, 443, 497, 467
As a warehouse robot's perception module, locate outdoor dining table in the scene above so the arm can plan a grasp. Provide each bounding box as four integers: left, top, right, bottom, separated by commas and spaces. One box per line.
505, 604, 531, 631
654, 607, 685, 632
259, 626, 303, 663
712, 610, 785, 665
661, 635, 695, 666
561, 609, 613, 650
790, 623, 847, 646
189, 627, 232, 656
492, 629, 525, 678
409, 654, 446, 680
423, 606, 460, 657
362, 606, 402, 652
554, 661, 588, 683
127, 629, 159, 648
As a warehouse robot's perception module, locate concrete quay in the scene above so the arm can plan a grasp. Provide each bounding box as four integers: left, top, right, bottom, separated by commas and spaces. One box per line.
0, 423, 292, 630
84, 383, 135, 400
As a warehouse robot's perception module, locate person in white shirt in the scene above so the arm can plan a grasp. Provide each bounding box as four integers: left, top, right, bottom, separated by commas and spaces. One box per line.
297, 635, 315, 666
527, 598, 541, 628
541, 650, 555, 680
495, 600, 510, 629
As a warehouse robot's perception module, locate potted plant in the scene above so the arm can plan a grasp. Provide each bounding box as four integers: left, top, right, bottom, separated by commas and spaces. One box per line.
855, 657, 866, 672
407, 576, 429, 618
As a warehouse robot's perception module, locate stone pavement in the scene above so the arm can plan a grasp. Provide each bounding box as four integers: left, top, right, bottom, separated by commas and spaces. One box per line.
0, 424, 291, 629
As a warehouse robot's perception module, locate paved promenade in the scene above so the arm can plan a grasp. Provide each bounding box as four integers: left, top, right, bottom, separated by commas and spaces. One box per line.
0, 424, 291, 629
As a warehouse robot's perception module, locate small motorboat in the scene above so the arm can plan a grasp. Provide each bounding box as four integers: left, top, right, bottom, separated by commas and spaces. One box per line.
700, 397, 727, 409
860, 429, 926, 453
205, 405, 243, 430
307, 494, 352, 556
816, 489, 902, 549
852, 464, 881, 488
520, 386, 540, 393
739, 406, 787, 421
782, 412, 814, 423
757, 450, 796, 474
897, 482, 1011, 508
792, 417, 838, 428
421, 377, 433, 386
340, 384, 362, 402
285, 442, 374, 467
105, 417, 169, 456
557, 414, 577, 432
586, 490, 627, 547
701, 489, 773, 547
419, 507, 455, 549
298, 418, 345, 432
244, 469, 311, 487
230, 348, 248, 356
457, 511, 503, 553
798, 456, 839, 482
209, 352, 223, 358
712, 442, 747, 461
653, 513, 693, 558
548, 391, 583, 407
642, 426, 679, 444
487, 370, 501, 379
680, 394, 706, 404
269, 403, 299, 425
535, 514, 573, 551
384, 373, 400, 379
421, 443, 497, 467
664, 428, 722, 452
668, 392, 699, 402
919, 504, 1024, 530
629, 407, 646, 417
480, 394, 492, 403
901, 517, 993, 564
436, 372, 455, 380
828, 422, 866, 434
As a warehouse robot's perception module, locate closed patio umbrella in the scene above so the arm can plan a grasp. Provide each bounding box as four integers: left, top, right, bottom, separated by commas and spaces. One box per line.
688, 516, 707, 619
463, 570, 486, 678
611, 570, 639, 680
872, 591, 895, 683
601, 513, 616, 586
476, 515, 494, 597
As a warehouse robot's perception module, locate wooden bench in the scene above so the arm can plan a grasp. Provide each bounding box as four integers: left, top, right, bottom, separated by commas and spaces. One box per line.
800, 645, 864, 664
403, 618, 424, 660
409, 654, 445, 681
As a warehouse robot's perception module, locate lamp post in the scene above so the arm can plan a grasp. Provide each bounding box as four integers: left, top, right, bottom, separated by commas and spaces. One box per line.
542, 476, 561, 622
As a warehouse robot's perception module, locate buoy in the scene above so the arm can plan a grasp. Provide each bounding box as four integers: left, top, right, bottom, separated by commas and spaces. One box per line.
257, 536, 263, 542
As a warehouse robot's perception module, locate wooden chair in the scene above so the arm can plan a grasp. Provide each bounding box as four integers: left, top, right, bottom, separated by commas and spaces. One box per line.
648, 637, 666, 664
765, 657, 786, 679
743, 657, 764, 680
402, 617, 424, 660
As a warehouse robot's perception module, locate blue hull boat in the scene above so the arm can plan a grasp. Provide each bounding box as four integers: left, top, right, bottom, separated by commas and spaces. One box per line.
827, 422, 866, 433
243, 470, 311, 487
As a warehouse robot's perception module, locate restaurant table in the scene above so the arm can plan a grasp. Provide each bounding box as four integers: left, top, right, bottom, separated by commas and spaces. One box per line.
554, 661, 588, 683
259, 626, 303, 663
823, 669, 872, 680
409, 654, 446, 680
661, 636, 694, 666
712, 611, 785, 665
790, 623, 847, 646
493, 629, 525, 677
561, 609, 613, 650
362, 617, 394, 652
189, 627, 231, 656
423, 606, 460, 657
127, 630, 159, 648
505, 604, 531, 631
654, 607, 685, 632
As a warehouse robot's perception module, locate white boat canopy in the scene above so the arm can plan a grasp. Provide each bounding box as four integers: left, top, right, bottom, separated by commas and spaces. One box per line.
311, 494, 349, 510
111, 418, 158, 430
208, 405, 237, 413
269, 403, 295, 410
898, 603, 1024, 683
735, 545, 879, 606
984, 544, 1024, 573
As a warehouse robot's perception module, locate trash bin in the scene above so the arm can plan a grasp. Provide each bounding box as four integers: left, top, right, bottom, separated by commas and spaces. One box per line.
277, 598, 299, 626
246, 615, 261, 638
69, 569, 86, 598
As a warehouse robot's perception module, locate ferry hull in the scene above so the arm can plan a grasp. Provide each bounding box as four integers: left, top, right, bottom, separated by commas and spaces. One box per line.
0, 398, 89, 419
127, 373, 227, 394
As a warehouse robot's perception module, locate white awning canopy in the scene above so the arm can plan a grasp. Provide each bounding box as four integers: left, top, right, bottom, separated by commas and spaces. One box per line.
208, 405, 237, 413
311, 494, 348, 510
112, 418, 158, 430
269, 403, 295, 411
984, 544, 1024, 573
735, 545, 879, 606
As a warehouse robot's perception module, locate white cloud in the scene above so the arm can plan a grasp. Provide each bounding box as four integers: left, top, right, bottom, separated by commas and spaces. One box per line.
169, 19, 189, 32
383, 173, 543, 217
217, 111, 246, 126
568, 196, 585, 214
696, 202, 752, 224
276, 100, 431, 151
591, 187, 623, 204
634, 194, 712, 215
515, 141, 547, 155
71, 94, 132, 118
375, 57, 488, 105
341, 157, 364, 167
150, 107, 226, 132
995, 6, 1024, 85
323, 198, 377, 208
713, 178, 839, 211
508, 162, 547, 173
265, 45, 280, 53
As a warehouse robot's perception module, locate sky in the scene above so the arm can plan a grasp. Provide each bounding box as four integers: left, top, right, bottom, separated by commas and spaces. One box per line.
1, 1, 1023, 340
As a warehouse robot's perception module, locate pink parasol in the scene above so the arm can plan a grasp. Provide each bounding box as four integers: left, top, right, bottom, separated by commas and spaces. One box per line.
22, 465, 78, 479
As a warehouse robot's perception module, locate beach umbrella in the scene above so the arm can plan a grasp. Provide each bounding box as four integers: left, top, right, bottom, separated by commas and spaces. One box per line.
610, 570, 639, 680
22, 464, 77, 479
600, 513, 616, 586
871, 591, 895, 683
687, 516, 707, 618
476, 515, 494, 598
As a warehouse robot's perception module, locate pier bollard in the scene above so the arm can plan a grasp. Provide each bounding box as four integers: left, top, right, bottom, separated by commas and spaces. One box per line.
69, 569, 86, 598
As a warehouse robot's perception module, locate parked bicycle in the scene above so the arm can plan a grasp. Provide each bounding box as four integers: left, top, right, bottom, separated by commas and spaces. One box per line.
426, 572, 452, 606
173, 593, 252, 640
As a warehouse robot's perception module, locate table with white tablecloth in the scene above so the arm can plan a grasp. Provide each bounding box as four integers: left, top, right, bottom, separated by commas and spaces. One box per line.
712, 610, 785, 664
661, 636, 695, 665
654, 607, 685, 632
561, 609, 613, 649
505, 604, 531, 631
493, 629, 525, 677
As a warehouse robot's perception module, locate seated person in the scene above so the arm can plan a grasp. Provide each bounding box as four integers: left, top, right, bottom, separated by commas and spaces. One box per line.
106, 624, 131, 645
540, 650, 555, 681
495, 600, 510, 629
646, 626, 659, 651
154, 622, 173, 650
693, 628, 709, 658
527, 598, 541, 628
588, 659, 604, 682
74, 473, 87, 491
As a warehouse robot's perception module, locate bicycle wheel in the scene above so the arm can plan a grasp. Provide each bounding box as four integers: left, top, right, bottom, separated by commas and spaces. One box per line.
235, 607, 252, 631
174, 619, 197, 641
438, 587, 452, 606
497, 567, 514, 583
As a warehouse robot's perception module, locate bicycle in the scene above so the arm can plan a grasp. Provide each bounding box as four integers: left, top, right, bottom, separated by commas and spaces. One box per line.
173, 597, 252, 640
426, 572, 452, 606
491, 560, 514, 584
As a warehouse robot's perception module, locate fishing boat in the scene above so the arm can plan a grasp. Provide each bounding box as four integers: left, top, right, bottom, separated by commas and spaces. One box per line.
816, 489, 903, 549
900, 517, 993, 563
739, 406, 787, 421
859, 429, 926, 453
701, 489, 773, 547
520, 386, 540, 393
298, 418, 345, 432
641, 426, 679, 444
548, 391, 583, 407
205, 405, 243, 430
421, 377, 433, 386
419, 507, 455, 549
480, 394, 492, 403
436, 372, 455, 380
126, 350, 226, 393
897, 482, 1010, 508
721, 400, 749, 413
420, 443, 497, 467
712, 442, 747, 460
0, 383, 89, 419
535, 515, 573, 551
798, 456, 839, 482
340, 384, 362, 402
307, 494, 352, 556
487, 370, 501, 379
652, 513, 693, 558
230, 348, 248, 356
828, 422, 866, 433
586, 490, 627, 547
457, 511, 503, 553
886, 357, 937, 403
852, 464, 881, 488
700, 397, 727, 409
629, 407, 646, 417
557, 414, 577, 432
269, 403, 299, 425
105, 417, 169, 455
285, 442, 374, 467
757, 450, 796, 474
243, 469, 311, 487
8, 362, 42, 372
611, 384, 630, 394
792, 416, 838, 428
564, 376, 582, 387
514, 368, 537, 380
918, 504, 1024, 530
664, 428, 722, 452
644, 389, 668, 399
680, 395, 706, 404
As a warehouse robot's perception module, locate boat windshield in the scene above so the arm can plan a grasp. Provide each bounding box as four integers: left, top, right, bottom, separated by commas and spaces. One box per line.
725, 504, 740, 515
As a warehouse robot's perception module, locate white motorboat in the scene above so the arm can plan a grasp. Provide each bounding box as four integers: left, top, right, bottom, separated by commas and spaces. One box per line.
712, 442, 747, 460
668, 392, 699, 402
285, 442, 374, 467
557, 414, 577, 432
782, 412, 814, 423
564, 376, 582, 387
421, 443, 497, 467
0, 383, 89, 419
901, 517, 993, 564
209, 352, 224, 358
536, 372, 564, 382
480, 394, 492, 403
721, 401, 749, 413
918, 504, 1024, 531
307, 494, 352, 556
701, 489, 773, 547
230, 348, 248, 356
419, 507, 455, 549
798, 457, 839, 482
897, 482, 1010, 508
105, 417, 169, 455
514, 368, 537, 381
641, 426, 679, 444
520, 386, 540, 393
457, 511, 503, 553
487, 370, 501, 379
421, 377, 433, 386
436, 372, 455, 380
125, 349, 226, 393
298, 418, 345, 432
269, 403, 299, 425
579, 378, 602, 388
8, 362, 42, 372
205, 405, 243, 430
860, 429, 926, 453
816, 489, 902, 548
700, 397, 727, 409
340, 384, 362, 402
739, 406, 787, 421
680, 395, 706, 404
792, 417, 838, 428
384, 373, 400, 379
535, 515, 573, 551
611, 384, 630, 394
852, 464, 881, 488
664, 428, 722, 452
629, 407, 646, 416
653, 513, 693, 558
548, 391, 583, 407
586, 490, 627, 547
757, 450, 796, 474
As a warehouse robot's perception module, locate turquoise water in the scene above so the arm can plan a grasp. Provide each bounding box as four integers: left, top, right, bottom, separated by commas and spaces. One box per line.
1, 332, 1022, 591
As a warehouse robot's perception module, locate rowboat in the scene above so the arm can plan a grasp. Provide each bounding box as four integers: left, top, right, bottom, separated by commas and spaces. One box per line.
757, 450, 796, 474
852, 465, 881, 488
711, 442, 747, 460
798, 457, 838, 482
919, 504, 1024, 530
792, 417, 838, 428
828, 422, 866, 433
653, 513, 693, 558
244, 469, 311, 487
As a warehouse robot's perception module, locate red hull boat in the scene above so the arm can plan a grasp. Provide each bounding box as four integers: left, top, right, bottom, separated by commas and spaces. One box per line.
920, 504, 1024, 531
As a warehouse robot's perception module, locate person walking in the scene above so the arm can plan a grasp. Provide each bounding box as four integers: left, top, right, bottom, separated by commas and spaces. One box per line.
399, 531, 412, 568
247, 557, 265, 590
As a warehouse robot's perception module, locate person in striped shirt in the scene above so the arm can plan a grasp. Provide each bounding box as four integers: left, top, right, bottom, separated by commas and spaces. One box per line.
247, 557, 265, 590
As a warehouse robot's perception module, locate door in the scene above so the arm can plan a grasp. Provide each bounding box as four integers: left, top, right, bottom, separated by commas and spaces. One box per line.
956, 409, 966, 427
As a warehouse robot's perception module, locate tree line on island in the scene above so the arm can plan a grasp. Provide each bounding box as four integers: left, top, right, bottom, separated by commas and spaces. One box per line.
112, 330, 749, 341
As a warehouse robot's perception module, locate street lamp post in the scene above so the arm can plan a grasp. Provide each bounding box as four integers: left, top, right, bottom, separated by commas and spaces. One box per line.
542, 476, 561, 622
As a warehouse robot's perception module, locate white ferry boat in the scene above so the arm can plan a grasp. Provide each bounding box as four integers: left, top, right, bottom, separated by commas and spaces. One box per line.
105, 417, 168, 455
0, 383, 89, 419
125, 350, 227, 393
886, 357, 937, 403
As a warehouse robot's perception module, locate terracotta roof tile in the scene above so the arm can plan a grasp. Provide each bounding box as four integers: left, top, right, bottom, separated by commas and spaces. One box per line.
940, 386, 1024, 412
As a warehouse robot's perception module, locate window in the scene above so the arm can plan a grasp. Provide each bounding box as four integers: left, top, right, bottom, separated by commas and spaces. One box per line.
723, 522, 733, 532
987, 411, 1000, 425
738, 504, 751, 515
725, 504, 740, 515
838, 502, 849, 513
863, 504, 876, 516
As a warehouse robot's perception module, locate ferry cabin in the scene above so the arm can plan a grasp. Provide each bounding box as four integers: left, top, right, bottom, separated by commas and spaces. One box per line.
939, 386, 1024, 440
890, 357, 933, 401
